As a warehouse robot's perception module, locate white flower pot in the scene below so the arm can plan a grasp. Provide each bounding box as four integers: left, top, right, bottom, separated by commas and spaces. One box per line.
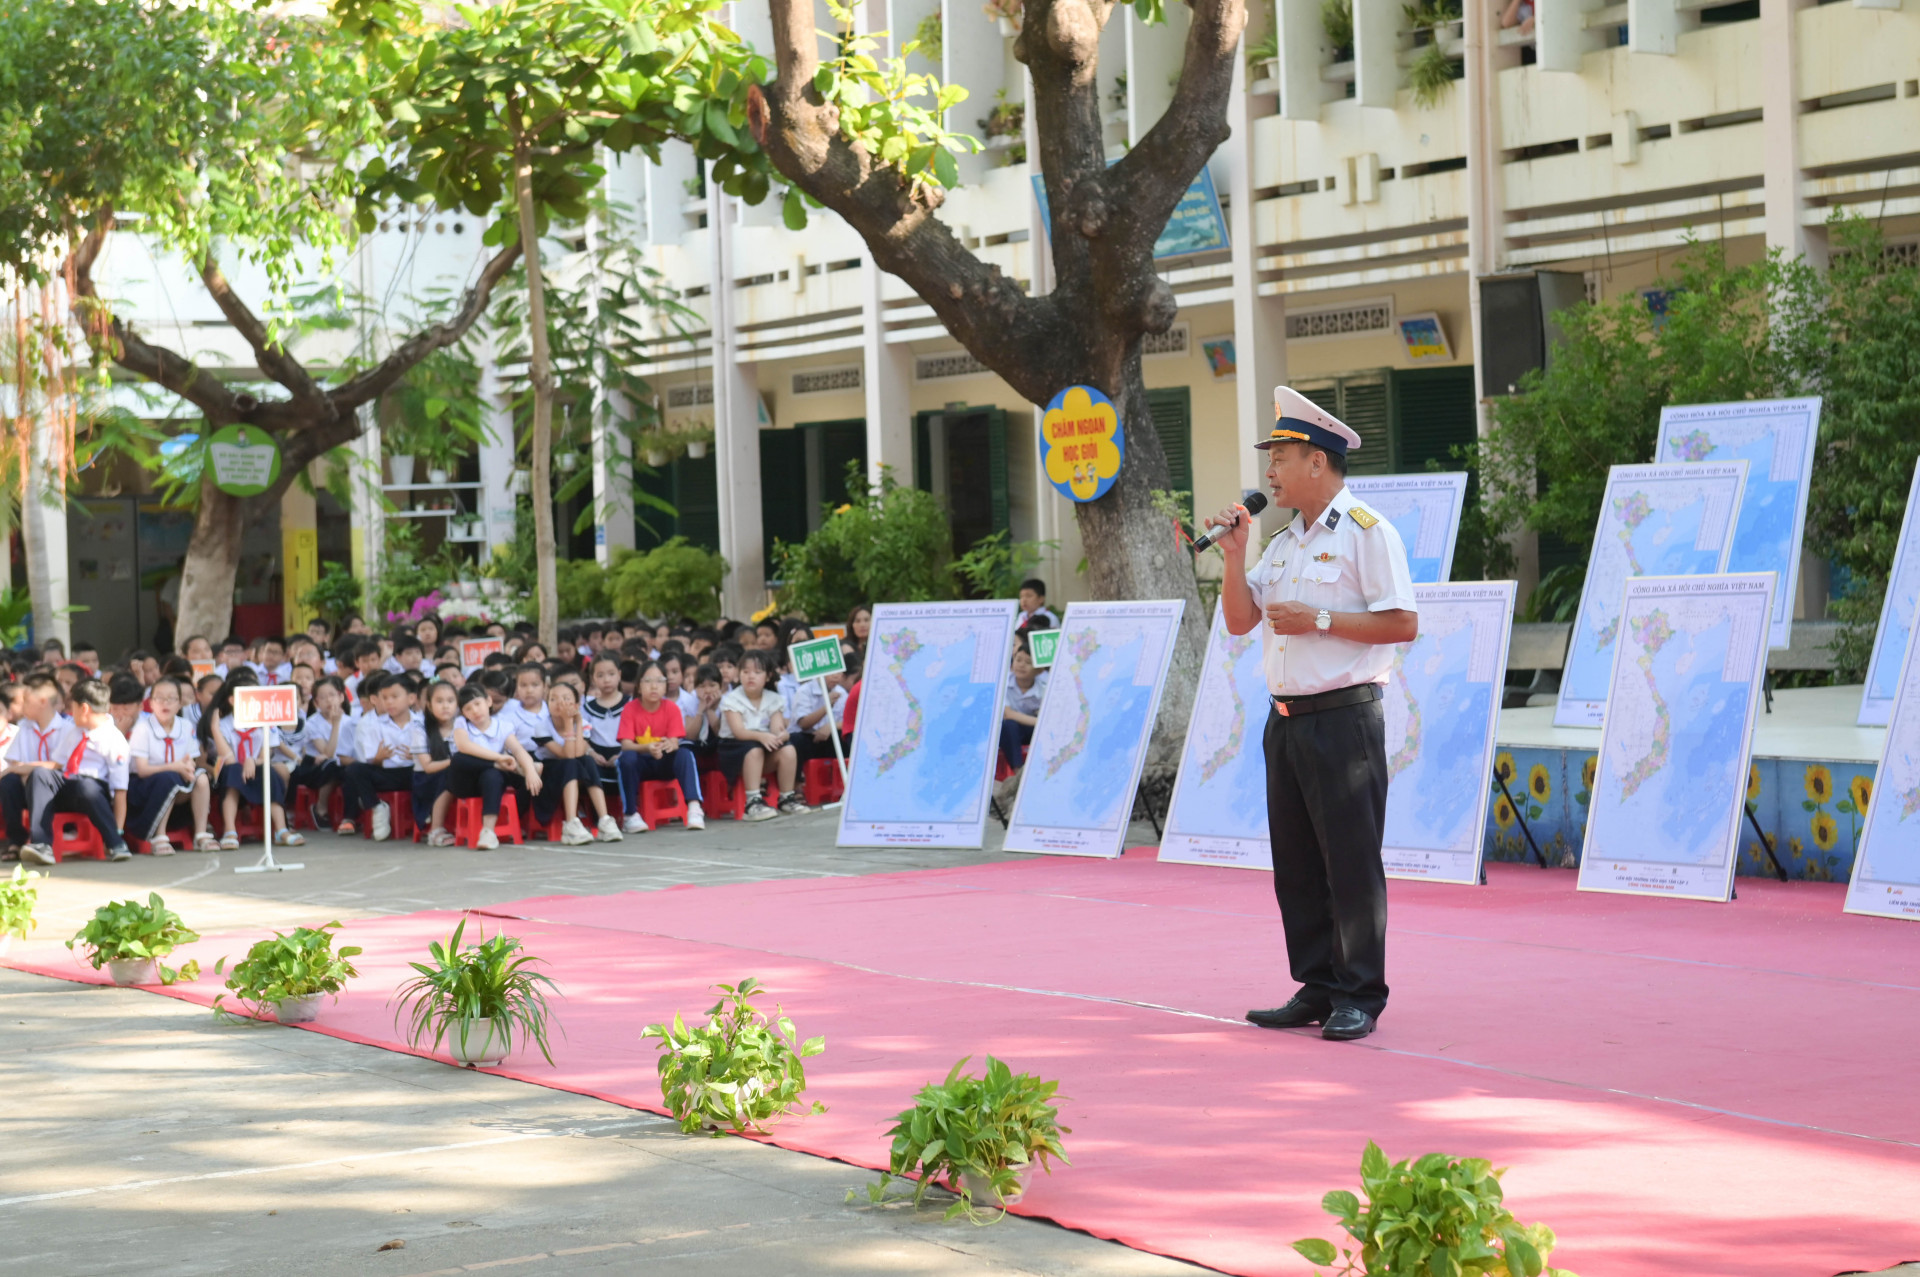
482, 578, 507, 599
961, 1162, 1035, 1206
644, 447, 671, 467
389, 455, 416, 487
998, 15, 1017, 35
686, 441, 708, 459
454, 581, 478, 600
558, 453, 578, 472
428, 467, 450, 485
276, 992, 324, 1024
106, 958, 159, 986
509, 470, 530, 495
449, 1017, 507, 1066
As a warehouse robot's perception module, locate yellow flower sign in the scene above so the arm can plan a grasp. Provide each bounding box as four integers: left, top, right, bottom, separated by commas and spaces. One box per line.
1041, 385, 1124, 502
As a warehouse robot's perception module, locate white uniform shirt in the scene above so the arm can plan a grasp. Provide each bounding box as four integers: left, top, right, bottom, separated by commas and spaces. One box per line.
248, 661, 293, 686
496, 699, 555, 754
1004, 671, 1049, 718
71, 723, 131, 790
718, 687, 784, 739
582, 695, 628, 749
301, 713, 350, 762
452, 714, 514, 755
6, 715, 74, 766
776, 673, 827, 725
128, 715, 199, 767
675, 687, 700, 724
1244, 486, 1418, 698
356, 712, 417, 769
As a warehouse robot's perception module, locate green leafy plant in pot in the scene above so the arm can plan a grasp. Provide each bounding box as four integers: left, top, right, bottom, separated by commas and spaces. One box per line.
67, 893, 201, 986
853, 1055, 1070, 1223
641, 977, 826, 1136
0, 865, 42, 959
1292, 1141, 1576, 1276
213, 922, 363, 1025
392, 918, 559, 1068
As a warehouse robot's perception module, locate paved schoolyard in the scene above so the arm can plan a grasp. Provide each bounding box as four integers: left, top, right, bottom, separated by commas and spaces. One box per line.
1, 811, 1197, 1277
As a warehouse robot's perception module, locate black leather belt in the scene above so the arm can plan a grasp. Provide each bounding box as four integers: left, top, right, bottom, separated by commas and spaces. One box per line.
1270, 683, 1382, 717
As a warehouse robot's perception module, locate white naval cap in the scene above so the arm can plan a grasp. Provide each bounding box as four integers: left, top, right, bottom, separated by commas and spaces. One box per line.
1256, 385, 1363, 455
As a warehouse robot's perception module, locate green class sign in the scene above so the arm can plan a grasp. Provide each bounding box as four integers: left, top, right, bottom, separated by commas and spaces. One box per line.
207, 424, 283, 497
1026, 628, 1062, 669
790, 634, 846, 682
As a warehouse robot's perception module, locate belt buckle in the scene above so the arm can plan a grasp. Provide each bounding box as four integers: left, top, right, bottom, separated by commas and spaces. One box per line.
1273, 698, 1290, 717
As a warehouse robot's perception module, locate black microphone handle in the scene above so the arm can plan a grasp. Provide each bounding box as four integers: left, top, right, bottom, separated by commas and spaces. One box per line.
1193, 494, 1268, 552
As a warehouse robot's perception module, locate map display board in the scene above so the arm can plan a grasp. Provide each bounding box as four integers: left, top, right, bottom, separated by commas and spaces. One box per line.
1382, 581, 1516, 885
1343, 473, 1470, 584
1846, 615, 1920, 920
837, 600, 1019, 848
1004, 601, 1186, 858
1555, 462, 1748, 728
1859, 459, 1920, 727
1578, 574, 1774, 902
1655, 397, 1820, 650
1159, 606, 1275, 869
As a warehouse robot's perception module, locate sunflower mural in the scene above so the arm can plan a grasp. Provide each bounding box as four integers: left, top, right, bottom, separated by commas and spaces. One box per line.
1793, 761, 1874, 882
1494, 795, 1515, 830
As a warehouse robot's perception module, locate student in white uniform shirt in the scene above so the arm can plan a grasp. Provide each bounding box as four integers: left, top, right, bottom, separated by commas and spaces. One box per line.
2, 675, 72, 853
247, 636, 293, 686
1000, 642, 1048, 771
18, 679, 132, 865
1208, 385, 1417, 1045
447, 684, 543, 850
0, 685, 22, 761
341, 672, 417, 841
201, 669, 300, 852
496, 664, 557, 776
127, 678, 215, 854
581, 655, 630, 814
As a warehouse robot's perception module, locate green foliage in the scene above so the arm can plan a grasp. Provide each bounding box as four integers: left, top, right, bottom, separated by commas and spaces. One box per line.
386, 347, 487, 472
391, 918, 560, 1066
950, 530, 1057, 600
0, 587, 34, 649
773, 462, 955, 621
370, 521, 443, 622
557, 558, 613, 618
1321, 0, 1354, 54
1524, 563, 1584, 624
1, 866, 40, 940
1293, 1142, 1574, 1277
854, 1056, 1070, 1224
640, 977, 826, 1136
1407, 41, 1460, 108
912, 11, 944, 63
213, 922, 363, 1021
608, 538, 729, 622
300, 562, 365, 628
66, 893, 201, 985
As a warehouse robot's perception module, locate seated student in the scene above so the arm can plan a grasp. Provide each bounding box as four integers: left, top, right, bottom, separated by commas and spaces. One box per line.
181, 634, 216, 671
126, 650, 160, 689
1016, 578, 1059, 632
304, 617, 334, 669
3, 675, 72, 857
711, 644, 743, 692
249, 636, 292, 686
0, 684, 24, 759
341, 638, 384, 708
127, 677, 210, 855
291, 675, 352, 830
580, 655, 630, 826
71, 641, 101, 675
774, 627, 838, 765
201, 670, 299, 850
434, 656, 465, 692
410, 679, 460, 846
108, 677, 145, 740
838, 649, 864, 760
446, 683, 542, 850
214, 636, 247, 678
187, 672, 222, 729
617, 661, 706, 832
684, 663, 726, 764
717, 650, 804, 822
341, 671, 416, 841
542, 680, 618, 844
384, 633, 427, 677
39, 637, 66, 666
661, 652, 700, 725
1000, 641, 1048, 771
55, 663, 87, 698
16, 679, 131, 864
554, 630, 579, 669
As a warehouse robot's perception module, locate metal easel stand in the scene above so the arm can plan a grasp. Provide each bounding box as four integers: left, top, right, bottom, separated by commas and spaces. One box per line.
235, 726, 303, 874
1743, 801, 1790, 883
1492, 771, 1550, 869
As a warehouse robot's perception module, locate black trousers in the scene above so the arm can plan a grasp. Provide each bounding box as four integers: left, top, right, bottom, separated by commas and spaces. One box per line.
126, 772, 191, 842
341, 762, 415, 820
1262, 696, 1390, 1018
29, 772, 122, 848
0, 772, 28, 843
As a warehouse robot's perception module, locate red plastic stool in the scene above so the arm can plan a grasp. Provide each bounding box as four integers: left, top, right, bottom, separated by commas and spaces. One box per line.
804, 759, 844, 806
639, 780, 688, 830
453, 792, 524, 847
994, 755, 1013, 782
359, 791, 416, 842
293, 786, 341, 831
528, 806, 565, 841
702, 771, 741, 820
50, 813, 107, 861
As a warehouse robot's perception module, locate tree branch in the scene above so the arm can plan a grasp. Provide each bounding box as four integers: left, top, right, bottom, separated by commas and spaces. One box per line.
198, 255, 327, 408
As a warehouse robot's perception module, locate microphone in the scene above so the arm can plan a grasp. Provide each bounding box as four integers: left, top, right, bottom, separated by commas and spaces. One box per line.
1193, 492, 1269, 552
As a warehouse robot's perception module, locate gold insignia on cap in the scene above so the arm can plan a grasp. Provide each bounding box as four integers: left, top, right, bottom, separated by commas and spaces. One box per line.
1349, 506, 1379, 529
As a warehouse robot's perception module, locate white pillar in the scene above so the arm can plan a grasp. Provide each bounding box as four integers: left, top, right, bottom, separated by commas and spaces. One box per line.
584, 194, 635, 565
347, 402, 385, 607
23, 407, 70, 649
861, 263, 914, 487
1227, 48, 1288, 530
476, 354, 519, 564
1761, 0, 1823, 267
710, 193, 765, 618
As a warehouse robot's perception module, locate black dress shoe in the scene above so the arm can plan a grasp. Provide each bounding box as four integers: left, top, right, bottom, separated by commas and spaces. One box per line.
1321, 1007, 1377, 1040
1246, 997, 1332, 1029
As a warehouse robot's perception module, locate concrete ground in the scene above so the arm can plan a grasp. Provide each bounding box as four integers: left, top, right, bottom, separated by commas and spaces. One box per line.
0, 809, 1200, 1277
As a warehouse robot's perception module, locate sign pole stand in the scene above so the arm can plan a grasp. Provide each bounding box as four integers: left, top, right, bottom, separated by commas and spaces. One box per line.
235, 722, 303, 874
817, 678, 847, 810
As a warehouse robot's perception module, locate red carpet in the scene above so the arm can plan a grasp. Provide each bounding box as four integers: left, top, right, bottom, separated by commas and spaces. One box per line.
8, 856, 1918, 1277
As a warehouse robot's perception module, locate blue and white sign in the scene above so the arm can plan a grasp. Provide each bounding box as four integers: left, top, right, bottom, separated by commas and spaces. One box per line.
1860, 457, 1920, 727
1031, 165, 1228, 260
1343, 473, 1470, 584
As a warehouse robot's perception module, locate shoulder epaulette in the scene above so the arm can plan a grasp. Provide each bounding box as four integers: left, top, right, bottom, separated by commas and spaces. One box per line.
1348, 505, 1379, 530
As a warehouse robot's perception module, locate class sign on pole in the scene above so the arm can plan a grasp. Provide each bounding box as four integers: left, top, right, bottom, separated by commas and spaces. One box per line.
231, 685, 302, 874
1026, 628, 1062, 668
459, 637, 504, 673
788, 635, 850, 794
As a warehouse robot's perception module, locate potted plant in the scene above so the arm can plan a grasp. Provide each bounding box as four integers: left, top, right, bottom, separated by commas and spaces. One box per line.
978, 90, 1026, 160
983, 0, 1022, 37
641, 977, 826, 1136
67, 893, 202, 987
674, 421, 715, 460
854, 1056, 1070, 1222
1, 866, 41, 959
213, 922, 363, 1025
392, 918, 559, 1068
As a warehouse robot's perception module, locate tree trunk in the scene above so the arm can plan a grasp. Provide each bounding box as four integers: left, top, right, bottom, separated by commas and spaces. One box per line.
513, 119, 559, 648
173, 475, 245, 646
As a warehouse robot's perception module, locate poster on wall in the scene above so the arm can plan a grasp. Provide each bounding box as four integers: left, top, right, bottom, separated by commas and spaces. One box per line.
1654, 397, 1820, 650
1578, 573, 1774, 903
1555, 462, 1747, 728
1160, 605, 1274, 870
837, 600, 1018, 849
1859, 458, 1920, 727
1381, 581, 1516, 886
1004, 600, 1186, 858
1846, 611, 1920, 921
1343, 473, 1470, 584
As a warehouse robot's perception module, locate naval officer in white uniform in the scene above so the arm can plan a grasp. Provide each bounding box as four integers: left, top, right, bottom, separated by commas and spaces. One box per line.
1202, 386, 1418, 1042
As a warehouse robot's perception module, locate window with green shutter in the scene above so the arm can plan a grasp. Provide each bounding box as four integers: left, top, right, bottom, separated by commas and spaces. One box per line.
914, 407, 1009, 556
760, 430, 809, 567
1145, 387, 1193, 516
1294, 373, 1393, 474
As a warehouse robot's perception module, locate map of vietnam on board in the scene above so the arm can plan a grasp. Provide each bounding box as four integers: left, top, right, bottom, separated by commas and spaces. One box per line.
1342, 473, 1469, 584
1159, 606, 1275, 869
1555, 462, 1748, 728
1382, 581, 1516, 886
1848, 609, 1920, 920
1578, 574, 1774, 903
837, 600, 1018, 849
1005, 601, 1186, 858
1859, 459, 1920, 727
1655, 397, 1819, 651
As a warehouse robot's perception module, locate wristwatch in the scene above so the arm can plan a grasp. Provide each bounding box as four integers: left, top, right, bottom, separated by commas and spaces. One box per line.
1315, 608, 1333, 634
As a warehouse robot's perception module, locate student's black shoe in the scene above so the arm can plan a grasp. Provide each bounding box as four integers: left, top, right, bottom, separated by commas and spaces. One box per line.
1245, 997, 1331, 1029
1321, 1007, 1377, 1041
105, 844, 132, 863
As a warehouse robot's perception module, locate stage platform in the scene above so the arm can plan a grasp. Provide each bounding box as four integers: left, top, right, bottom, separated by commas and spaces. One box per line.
7, 854, 1917, 1277
1487, 684, 1884, 879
